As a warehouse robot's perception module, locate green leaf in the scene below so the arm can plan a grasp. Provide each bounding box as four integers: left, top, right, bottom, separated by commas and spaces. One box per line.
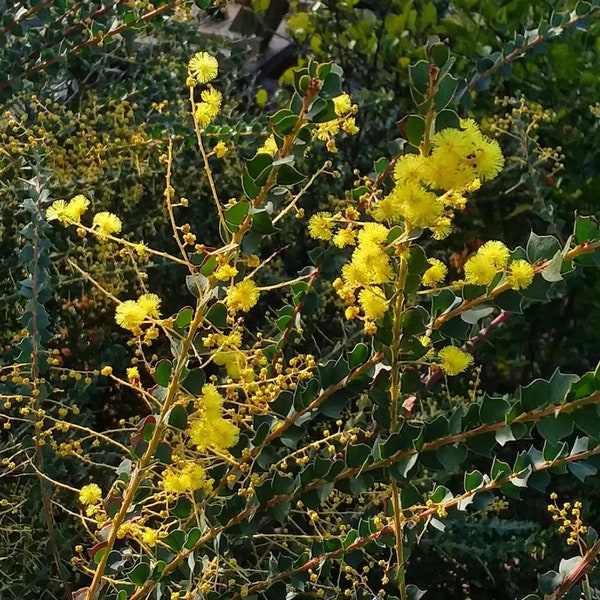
182, 369, 205, 394
154, 360, 171, 387
270, 109, 298, 135
568, 460, 597, 482
129, 562, 151, 585
277, 164, 307, 185
205, 302, 227, 328
405, 115, 425, 146
168, 405, 188, 429
526, 232, 561, 263
348, 343, 368, 369
174, 307, 194, 328
536, 414, 574, 444
346, 444, 372, 468
406, 584, 427, 600
402, 306, 429, 336
541, 250, 563, 282
437, 444, 467, 471
574, 215, 600, 244
247, 153, 273, 183
480, 395, 510, 424
225, 202, 250, 232
407, 245, 429, 274
538, 570, 563, 594
171, 497, 192, 519
163, 529, 186, 552
464, 469, 484, 492
461, 304, 494, 324
409, 60, 430, 95
184, 527, 202, 550
434, 108, 460, 131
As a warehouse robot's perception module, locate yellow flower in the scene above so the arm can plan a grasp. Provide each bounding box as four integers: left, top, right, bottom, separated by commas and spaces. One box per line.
333, 93, 352, 116
46, 200, 70, 224
478, 240, 510, 270
393, 154, 427, 185
214, 264, 238, 280
79, 483, 102, 506
65, 194, 90, 222
258, 134, 278, 156
422, 258, 447, 287
464, 253, 497, 286
201, 86, 222, 111
137, 293, 161, 319
308, 212, 333, 240
188, 51, 218, 84
341, 117, 359, 135
438, 346, 473, 376
396, 183, 444, 229
357, 222, 389, 246
115, 300, 147, 332
214, 141, 228, 158
472, 139, 504, 180
127, 367, 140, 382
506, 259, 535, 290
141, 528, 159, 547
226, 279, 259, 312
358, 287, 388, 320
332, 228, 356, 248
195, 102, 218, 127
92, 212, 122, 238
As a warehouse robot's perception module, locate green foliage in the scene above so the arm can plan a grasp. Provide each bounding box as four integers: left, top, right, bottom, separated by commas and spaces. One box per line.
3, 3, 600, 600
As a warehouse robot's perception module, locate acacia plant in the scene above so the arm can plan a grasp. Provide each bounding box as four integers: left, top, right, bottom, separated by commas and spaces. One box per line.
7, 40, 600, 600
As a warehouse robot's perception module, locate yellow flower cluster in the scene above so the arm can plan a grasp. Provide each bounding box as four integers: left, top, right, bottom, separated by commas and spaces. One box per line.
162, 461, 207, 495
188, 384, 240, 452
373, 119, 503, 236
258, 134, 279, 156
463, 241, 535, 290
115, 293, 161, 334
187, 52, 222, 128
312, 93, 359, 152
547, 494, 587, 547
46, 195, 123, 241
330, 222, 392, 332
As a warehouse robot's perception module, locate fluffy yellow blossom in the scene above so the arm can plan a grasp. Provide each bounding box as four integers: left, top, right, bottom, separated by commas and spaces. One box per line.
308, 212, 334, 240
350, 245, 392, 285
188, 51, 218, 84
506, 259, 535, 290
214, 264, 238, 280
141, 528, 159, 547
201, 86, 222, 111
162, 462, 206, 494
464, 253, 497, 286
393, 154, 427, 185
422, 258, 448, 287
439, 346, 474, 376
100, 366, 113, 376
332, 228, 356, 248
358, 287, 388, 320
402, 184, 444, 229
126, 367, 140, 381
195, 102, 218, 127
258, 134, 278, 156
92, 212, 122, 238
214, 141, 228, 158
115, 300, 147, 332
79, 483, 102, 506
137, 293, 161, 319
471, 138, 505, 180
226, 279, 259, 312
65, 195, 90, 222
46, 200, 70, 224
341, 117, 359, 134
478, 240, 510, 270
357, 222, 389, 246
333, 93, 352, 116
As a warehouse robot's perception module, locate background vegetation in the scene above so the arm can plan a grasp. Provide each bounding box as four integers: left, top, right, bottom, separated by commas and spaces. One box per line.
1, 1, 600, 599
